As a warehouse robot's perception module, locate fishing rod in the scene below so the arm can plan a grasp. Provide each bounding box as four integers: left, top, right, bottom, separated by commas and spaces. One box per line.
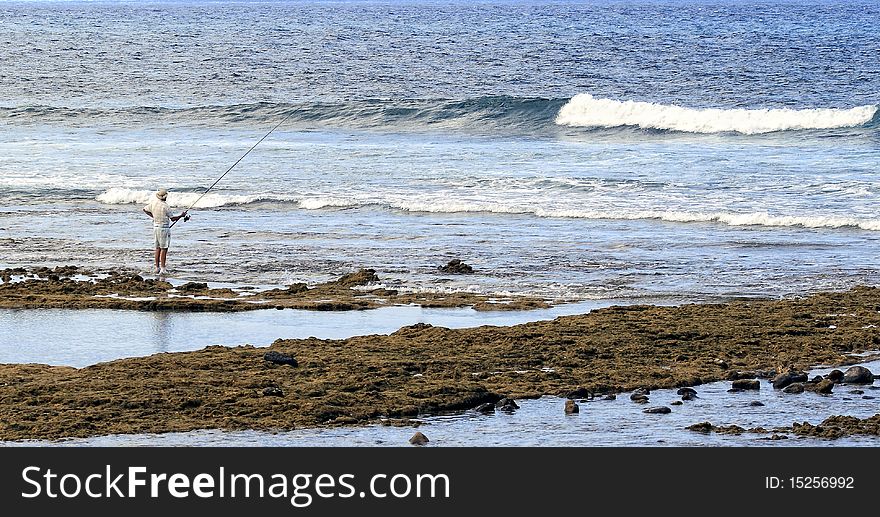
170, 112, 293, 228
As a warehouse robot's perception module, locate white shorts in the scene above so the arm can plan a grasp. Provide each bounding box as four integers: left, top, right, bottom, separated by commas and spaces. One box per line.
154, 226, 171, 249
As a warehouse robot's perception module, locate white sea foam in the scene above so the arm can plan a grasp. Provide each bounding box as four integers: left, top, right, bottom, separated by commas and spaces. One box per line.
555, 94, 878, 134
95, 187, 288, 208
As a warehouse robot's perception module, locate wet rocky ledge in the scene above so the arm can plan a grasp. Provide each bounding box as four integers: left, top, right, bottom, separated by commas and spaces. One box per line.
0, 265, 548, 312
1, 286, 880, 441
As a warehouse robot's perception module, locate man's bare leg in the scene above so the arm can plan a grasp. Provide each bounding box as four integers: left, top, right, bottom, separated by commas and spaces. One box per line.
159, 248, 168, 269
154, 248, 161, 272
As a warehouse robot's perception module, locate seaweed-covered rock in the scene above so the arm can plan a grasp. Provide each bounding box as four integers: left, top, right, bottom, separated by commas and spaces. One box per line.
438, 259, 474, 275
409, 432, 429, 446
731, 379, 760, 390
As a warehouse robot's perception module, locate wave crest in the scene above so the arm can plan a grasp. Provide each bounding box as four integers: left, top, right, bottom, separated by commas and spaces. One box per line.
95, 187, 287, 208
555, 94, 878, 134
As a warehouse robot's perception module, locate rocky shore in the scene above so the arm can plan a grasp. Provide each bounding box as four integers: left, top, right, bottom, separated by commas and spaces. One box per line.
2, 285, 880, 441
0, 265, 548, 312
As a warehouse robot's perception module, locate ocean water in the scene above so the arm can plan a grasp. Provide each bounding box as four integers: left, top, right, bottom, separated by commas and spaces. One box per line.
2, 0, 880, 302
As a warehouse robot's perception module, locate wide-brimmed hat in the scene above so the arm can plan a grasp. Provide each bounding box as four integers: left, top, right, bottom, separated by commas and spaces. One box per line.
156, 189, 168, 200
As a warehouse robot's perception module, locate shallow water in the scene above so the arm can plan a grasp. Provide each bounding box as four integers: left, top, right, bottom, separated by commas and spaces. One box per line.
6, 360, 878, 447
0, 301, 623, 367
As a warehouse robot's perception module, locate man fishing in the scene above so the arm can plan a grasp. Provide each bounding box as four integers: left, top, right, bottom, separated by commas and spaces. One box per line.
143, 189, 189, 275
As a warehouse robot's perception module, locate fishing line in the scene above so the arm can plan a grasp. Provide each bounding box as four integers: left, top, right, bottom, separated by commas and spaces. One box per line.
170, 112, 293, 227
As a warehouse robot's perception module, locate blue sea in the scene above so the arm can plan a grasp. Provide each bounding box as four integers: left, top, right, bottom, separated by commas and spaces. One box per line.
2, 0, 879, 302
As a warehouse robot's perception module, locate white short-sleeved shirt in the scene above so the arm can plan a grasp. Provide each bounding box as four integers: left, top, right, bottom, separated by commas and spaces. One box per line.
145, 197, 172, 227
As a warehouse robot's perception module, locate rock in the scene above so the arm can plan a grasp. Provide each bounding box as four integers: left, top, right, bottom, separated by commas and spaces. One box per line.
564, 400, 579, 414
850, 390, 864, 395
336, 269, 379, 287
681, 391, 698, 401
178, 282, 208, 291
632, 387, 650, 396
726, 371, 757, 381
749, 401, 765, 407
826, 369, 845, 383
601, 394, 616, 401
475, 402, 495, 414
677, 387, 697, 396
644, 406, 671, 414
687, 422, 714, 433
727, 388, 744, 393
630, 394, 649, 403
731, 379, 760, 390
814, 379, 834, 394
495, 397, 519, 411
263, 351, 298, 367
842, 366, 874, 384
409, 432, 429, 446
810, 375, 823, 383
772, 371, 808, 389
566, 387, 593, 399
670, 400, 683, 406
262, 387, 283, 397
714, 358, 729, 369
863, 396, 876, 400
769, 434, 788, 440
438, 259, 474, 275
782, 383, 804, 394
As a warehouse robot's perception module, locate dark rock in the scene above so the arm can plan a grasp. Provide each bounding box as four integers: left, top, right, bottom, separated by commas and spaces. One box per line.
826, 369, 845, 383
495, 397, 519, 411
814, 379, 834, 394
863, 395, 876, 400
772, 371, 808, 389
564, 400, 579, 414
670, 400, 683, 406
566, 387, 593, 399
681, 391, 698, 401
644, 406, 671, 414
677, 387, 697, 396
409, 432, 429, 446
475, 402, 495, 414
632, 387, 651, 396
263, 351, 298, 367
731, 379, 760, 390
687, 422, 714, 433
727, 388, 744, 393
842, 366, 874, 384
602, 394, 616, 401
769, 434, 788, 440
439, 259, 474, 275
749, 401, 765, 407
630, 394, 649, 403
782, 383, 804, 394
178, 282, 208, 292
262, 387, 283, 397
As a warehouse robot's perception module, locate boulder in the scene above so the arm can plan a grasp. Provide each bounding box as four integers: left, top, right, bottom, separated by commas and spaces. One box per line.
826, 369, 845, 383
842, 366, 874, 384
630, 394, 649, 404
601, 394, 616, 401
178, 282, 208, 292
409, 432, 429, 446
782, 383, 804, 394
643, 406, 671, 414
670, 401, 683, 406
676, 387, 697, 396
814, 379, 834, 394
564, 400, 579, 414
263, 351, 298, 367
681, 391, 698, 401
749, 401, 765, 407
731, 379, 760, 391
632, 387, 651, 396
772, 371, 808, 389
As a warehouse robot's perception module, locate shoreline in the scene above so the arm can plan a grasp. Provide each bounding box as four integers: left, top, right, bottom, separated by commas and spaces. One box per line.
2, 285, 879, 441
0, 266, 550, 312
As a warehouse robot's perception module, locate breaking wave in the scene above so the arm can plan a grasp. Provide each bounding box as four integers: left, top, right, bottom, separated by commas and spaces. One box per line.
95, 187, 294, 208
555, 93, 878, 134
